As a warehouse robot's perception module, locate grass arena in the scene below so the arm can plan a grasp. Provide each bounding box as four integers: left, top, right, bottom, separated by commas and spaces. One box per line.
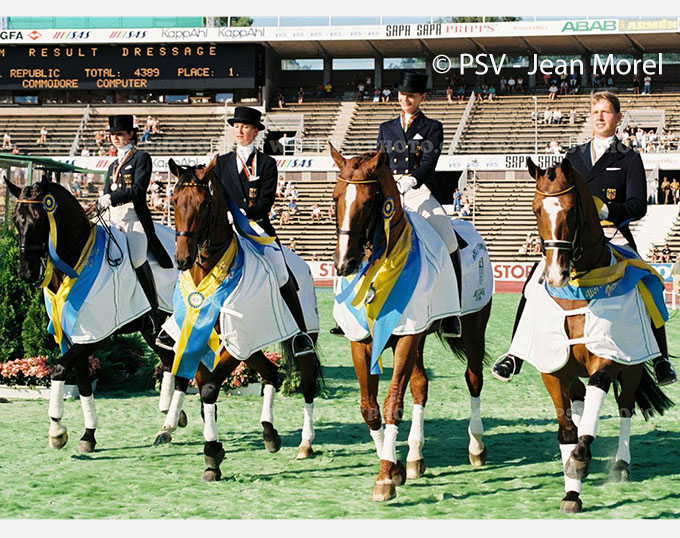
2, 10, 680, 521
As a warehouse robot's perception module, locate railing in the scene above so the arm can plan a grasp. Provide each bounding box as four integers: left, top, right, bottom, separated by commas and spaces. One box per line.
449, 92, 475, 155
296, 137, 327, 154
69, 104, 90, 157
657, 110, 666, 136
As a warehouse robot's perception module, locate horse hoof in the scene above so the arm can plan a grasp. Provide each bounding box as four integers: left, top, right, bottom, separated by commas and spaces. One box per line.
611, 460, 630, 483
564, 454, 590, 480
406, 459, 426, 479
202, 468, 222, 482
390, 460, 407, 486
77, 440, 95, 453
372, 479, 396, 502
560, 491, 583, 514
178, 410, 188, 428
469, 447, 488, 467
48, 431, 68, 450
296, 441, 313, 460
264, 431, 282, 453
153, 429, 173, 446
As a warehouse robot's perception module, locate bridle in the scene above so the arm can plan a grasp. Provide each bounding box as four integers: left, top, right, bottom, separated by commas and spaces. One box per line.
535, 180, 603, 265
15, 199, 48, 255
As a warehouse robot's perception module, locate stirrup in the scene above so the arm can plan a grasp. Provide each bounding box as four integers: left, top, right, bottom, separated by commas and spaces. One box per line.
654, 357, 677, 387
155, 328, 175, 351
491, 354, 517, 383
438, 316, 461, 338
292, 332, 315, 358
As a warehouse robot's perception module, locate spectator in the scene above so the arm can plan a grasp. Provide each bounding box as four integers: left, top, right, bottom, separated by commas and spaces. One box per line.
94, 129, 104, 149
284, 180, 294, 199
11, 144, 20, 155
569, 107, 577, 125
81, 147, 90, 157
365, 75, 372, 88
569, 72, 579, 91
560, 80, 569, 95
519, 232, 534, 255
140, 127, 152, 143
316, 83, 324, 98
324, 82, 333, 96
607, 77, 614, 88
461, 198, 471, 217
373, 87, 382, 103
279, 210, 290, 226
288, 199, 298, 219
446, 85, 454, 103
643, 75, 652, 95
543, 73, 551, 88
2, 132, 12, 150
507, 76, 516, 92
548, 83, 558, 101
671, 178, 679, 204
650, 246, 661, 263
552, 109, 562, 124
516, 75, 524, 93
289, 237, 297, 252
277, 91, 285, 109
276, 176, 286, 198
456, 85, 466, 101
661, 177, 672, 204
632, 75, 641, 95
382, 87, 392, 102
499, 76, 507, 93
357, 81, 365, 101
269, 204, 279, 221
327, 203, 335, 223
487, 86, 496, 101
662, 243, 672, 263
453, 187, 462, 213
298, 87, 305, 104
38, 126, 48, 144
108, 145, 117, 156
311, 203, 322, 223
649, 177, 659, 204
543, 107, 551, 125
98, 145, 107, 157
151, 117, 162, 134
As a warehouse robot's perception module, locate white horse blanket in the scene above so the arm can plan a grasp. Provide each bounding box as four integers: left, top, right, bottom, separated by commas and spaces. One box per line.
508, 259, 660, 373
162, 238, 319, 361
452, 217, 493, 315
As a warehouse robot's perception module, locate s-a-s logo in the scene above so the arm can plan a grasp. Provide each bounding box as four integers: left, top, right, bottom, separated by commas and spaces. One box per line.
109, 30, 148, 39
52, 31, 91, 39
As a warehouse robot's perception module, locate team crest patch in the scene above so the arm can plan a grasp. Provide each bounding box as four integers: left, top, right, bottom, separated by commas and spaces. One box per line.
187, 291, 206, 309
606, 188, 617, 200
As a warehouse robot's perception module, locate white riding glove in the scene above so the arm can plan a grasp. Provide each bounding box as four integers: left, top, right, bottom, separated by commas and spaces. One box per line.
396, 175, 417, 195
98, 194, 111, 210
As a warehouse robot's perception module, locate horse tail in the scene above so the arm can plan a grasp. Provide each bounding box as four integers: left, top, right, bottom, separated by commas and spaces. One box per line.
437, 301, 492, 367
278, 334, 325, 397
614, 362, 674, 420
436, 334, 491, 367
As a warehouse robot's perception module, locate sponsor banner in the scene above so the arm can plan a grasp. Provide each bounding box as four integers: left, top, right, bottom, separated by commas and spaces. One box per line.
0, 19, 634, 45
56, 155, 211, 173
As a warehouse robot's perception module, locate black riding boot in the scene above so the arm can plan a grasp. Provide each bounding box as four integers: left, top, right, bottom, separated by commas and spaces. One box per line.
440, 251, 462, 337
651, 324, 677, 386
135, 261, 160, 335
279, 278, 315, 358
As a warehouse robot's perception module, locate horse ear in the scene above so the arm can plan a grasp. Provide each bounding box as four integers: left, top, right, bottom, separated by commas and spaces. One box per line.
39, 173, 50, 191
329, 142, 346, 170
203, 155, 218, 176
527, 157, 544, 181
560, 158, 572, 176
168, 158, 180, 178
368, 147, 384, 171
3, 175, 22, 199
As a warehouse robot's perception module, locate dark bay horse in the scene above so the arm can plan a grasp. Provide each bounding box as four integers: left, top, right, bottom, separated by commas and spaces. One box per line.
330, 145, 492, 502
166, 158, 322, 481
527, 157, 673, 513
3, 174, 183, 453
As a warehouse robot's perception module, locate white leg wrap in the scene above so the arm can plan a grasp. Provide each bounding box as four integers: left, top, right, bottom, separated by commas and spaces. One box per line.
163, 390, 185, 430
260, 384, 275, 425
578, 385, 607, 439
616, 416, 632, 464
159, 371, 174, 412
302, 402, 315, 443
48, 380, 65, 419
203, 403, 219, 442
80, 394, 98, 430
468, 396, 485, 456
369, 426, 385, 458
570, 399, 584, 428
407, 404, 424, 462
380, 424, 398, 463
560, 444, 582, 493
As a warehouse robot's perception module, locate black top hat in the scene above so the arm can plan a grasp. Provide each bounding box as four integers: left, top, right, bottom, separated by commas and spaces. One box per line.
395, 71, 430, 94
228, 106, 265, 131
107, 115, 137, 133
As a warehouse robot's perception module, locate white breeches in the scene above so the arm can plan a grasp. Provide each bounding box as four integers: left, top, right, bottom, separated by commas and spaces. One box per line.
402, 185, 458, 254
107, 203, 147, 268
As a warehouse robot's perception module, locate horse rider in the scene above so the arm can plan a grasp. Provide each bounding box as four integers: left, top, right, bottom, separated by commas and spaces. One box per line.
493, 91, 677, 386
376, 71, 460, 336
214, 106, 315, 358
97, 114, 173, 328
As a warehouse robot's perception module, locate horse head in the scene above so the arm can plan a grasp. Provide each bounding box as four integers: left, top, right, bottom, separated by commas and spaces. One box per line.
5, 174, 52, 283
529, 157, 604, 287
330, 143, 400, 276
170, 156, 230, 271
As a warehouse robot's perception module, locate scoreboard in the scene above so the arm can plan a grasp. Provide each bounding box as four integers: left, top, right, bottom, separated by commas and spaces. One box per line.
0, 43, 264, 90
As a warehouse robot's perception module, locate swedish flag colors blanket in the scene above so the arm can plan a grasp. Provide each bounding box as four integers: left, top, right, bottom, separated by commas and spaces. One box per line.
162, 236, 303, 379
333, 210, 459, 375
42, 225, 151, 353
508, 248, 663, 373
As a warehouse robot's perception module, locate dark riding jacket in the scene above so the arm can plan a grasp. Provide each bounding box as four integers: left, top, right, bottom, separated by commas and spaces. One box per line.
376, 111, 445, 203
103, 148, 173, 268
565, 138, 647, 251
215, 149, 278, 238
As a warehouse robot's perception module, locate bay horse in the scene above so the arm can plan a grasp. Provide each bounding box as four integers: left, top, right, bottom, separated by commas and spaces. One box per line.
527, 157, 673, 513
329, 145, 492, 502
3, 174, 184, 453
166, 158, 322, 481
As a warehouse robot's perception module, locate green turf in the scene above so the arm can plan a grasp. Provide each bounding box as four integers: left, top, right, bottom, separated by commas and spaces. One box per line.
0, 290, 679, 519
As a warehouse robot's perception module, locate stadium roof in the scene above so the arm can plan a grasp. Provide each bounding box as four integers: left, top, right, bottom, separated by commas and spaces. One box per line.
0, 154, 100, 174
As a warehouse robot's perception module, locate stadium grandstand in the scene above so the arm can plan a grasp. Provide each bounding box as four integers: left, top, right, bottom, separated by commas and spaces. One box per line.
2, 15, 680, 287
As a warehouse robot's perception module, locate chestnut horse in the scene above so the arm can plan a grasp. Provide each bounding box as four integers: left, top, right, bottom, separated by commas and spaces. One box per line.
165, 158, 322, 481
527, 157, 673, 513
330, 145, 492, 502
3, 174, 184, 452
